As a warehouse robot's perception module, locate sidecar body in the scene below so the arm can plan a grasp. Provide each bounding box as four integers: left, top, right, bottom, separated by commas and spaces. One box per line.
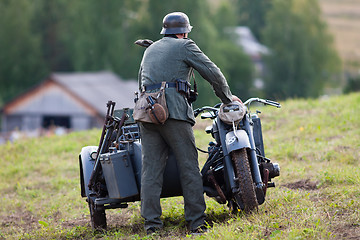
79, 140, 183, 201
79, 109, 183, 229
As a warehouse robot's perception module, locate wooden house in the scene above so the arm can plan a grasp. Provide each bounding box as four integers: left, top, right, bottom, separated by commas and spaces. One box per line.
1, 71, 138, 135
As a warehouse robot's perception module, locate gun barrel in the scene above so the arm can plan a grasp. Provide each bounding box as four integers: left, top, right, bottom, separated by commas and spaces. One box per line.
88, 101, 115, 190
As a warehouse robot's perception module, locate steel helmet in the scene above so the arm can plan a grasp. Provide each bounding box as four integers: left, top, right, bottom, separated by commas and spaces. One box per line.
160, 12, 193, 34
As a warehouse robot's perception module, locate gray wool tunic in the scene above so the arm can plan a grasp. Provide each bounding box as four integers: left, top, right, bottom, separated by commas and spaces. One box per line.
138, 37, 233, 125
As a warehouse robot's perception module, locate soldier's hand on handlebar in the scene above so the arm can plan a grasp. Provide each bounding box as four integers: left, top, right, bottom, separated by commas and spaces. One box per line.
231, 95, 243, 104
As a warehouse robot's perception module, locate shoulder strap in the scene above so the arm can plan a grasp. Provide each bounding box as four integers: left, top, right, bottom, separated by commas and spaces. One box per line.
160, 81, 166, 90
190, 69, 197, 93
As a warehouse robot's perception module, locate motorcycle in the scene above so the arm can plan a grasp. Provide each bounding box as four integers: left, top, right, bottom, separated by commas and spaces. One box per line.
78, 98, 281, 229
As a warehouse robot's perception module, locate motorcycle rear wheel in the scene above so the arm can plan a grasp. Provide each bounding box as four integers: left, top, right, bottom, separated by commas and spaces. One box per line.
231, 148, 258, 212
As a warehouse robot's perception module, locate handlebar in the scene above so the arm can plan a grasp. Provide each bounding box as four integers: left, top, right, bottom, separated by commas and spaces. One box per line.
243, 98, 281, 108
194, 106, 219, 118
194, 98, 281, 118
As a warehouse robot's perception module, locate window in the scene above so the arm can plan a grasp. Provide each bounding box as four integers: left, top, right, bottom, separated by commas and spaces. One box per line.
42, 116, 71, 129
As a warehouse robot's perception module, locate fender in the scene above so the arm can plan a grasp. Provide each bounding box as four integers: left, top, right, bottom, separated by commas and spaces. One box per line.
79, 146, 98, 197
225, 130, 250, 154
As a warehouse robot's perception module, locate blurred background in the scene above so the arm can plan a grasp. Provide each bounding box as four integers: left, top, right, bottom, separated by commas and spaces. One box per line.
0, 0, 359, 140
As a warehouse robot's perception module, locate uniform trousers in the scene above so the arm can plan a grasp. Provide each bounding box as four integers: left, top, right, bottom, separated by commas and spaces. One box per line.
139, 119, 206, 231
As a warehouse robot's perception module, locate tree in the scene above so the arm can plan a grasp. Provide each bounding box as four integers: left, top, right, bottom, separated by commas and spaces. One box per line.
262, 0, 340, 99
60, 1, 127, 74
0, 0, 48, 104
32, 0, 72, 71
208, 1, 254, 104
236, 0, 272, 41
0, 0, 254, 108
39, 0, 144, 79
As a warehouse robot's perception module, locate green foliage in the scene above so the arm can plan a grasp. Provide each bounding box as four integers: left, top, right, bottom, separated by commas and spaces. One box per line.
0, 0, 48, 103
344, 74, 360, 94
209, 0, 254, 102
31, 0, 73, 71
236, 0, 272, 41
0, 0, 255, 108
212, 40, 253, 100
32, 0, 144, 78
0, 0, 344, 107
262, 0, 341, 99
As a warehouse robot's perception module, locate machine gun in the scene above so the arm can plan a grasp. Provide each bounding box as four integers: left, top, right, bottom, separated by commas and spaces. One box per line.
87, 101, 129, 196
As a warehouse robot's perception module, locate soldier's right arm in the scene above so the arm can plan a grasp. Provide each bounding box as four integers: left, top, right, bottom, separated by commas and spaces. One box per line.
184, 40, 233, 104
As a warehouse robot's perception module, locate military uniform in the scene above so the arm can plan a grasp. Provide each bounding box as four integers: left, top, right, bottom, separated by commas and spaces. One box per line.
138, 36, 233, 231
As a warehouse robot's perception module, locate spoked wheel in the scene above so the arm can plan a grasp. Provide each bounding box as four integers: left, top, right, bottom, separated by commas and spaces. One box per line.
231, 148, 258, 212
88, 197, 107, 230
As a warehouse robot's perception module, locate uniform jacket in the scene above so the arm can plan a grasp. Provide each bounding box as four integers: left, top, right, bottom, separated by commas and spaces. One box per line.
138, 37, 233, 125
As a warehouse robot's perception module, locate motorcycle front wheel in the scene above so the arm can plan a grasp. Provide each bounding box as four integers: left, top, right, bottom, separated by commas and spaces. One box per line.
231, 148, 258, 212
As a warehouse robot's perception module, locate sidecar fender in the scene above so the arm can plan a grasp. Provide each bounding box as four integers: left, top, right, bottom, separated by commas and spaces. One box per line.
79, 146, 98, 197
225, 130, 250, 153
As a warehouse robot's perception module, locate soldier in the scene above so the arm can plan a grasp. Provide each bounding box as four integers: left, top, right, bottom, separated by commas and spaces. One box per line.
138, 12, 241, 234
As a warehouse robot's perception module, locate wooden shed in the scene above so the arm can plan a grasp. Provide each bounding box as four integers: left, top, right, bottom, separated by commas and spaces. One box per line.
1, 71, 138, 135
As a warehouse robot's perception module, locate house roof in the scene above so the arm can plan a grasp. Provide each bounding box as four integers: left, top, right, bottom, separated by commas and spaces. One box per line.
2, 71, 138, 116
51, 71, 138, 114
227, 26, 269, 58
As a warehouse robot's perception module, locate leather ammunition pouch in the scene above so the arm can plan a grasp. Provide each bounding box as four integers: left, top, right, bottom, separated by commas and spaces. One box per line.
133, 82, 169, 124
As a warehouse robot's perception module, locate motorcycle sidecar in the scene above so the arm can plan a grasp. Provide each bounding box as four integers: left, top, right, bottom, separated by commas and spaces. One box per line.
79, 113, 183, 229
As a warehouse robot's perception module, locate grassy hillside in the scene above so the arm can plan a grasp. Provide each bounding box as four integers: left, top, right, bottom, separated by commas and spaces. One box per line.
0, 93, 359, 239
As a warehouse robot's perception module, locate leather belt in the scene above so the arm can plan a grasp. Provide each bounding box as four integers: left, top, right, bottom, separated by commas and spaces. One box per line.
143, 82, 176, 91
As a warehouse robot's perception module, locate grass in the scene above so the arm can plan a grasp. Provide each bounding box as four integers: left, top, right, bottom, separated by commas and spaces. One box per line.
0, 92, 359, 239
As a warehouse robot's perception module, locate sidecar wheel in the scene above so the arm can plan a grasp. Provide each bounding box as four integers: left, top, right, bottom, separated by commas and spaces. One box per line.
231, 148, 258, 212
88, 197, 107, 230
